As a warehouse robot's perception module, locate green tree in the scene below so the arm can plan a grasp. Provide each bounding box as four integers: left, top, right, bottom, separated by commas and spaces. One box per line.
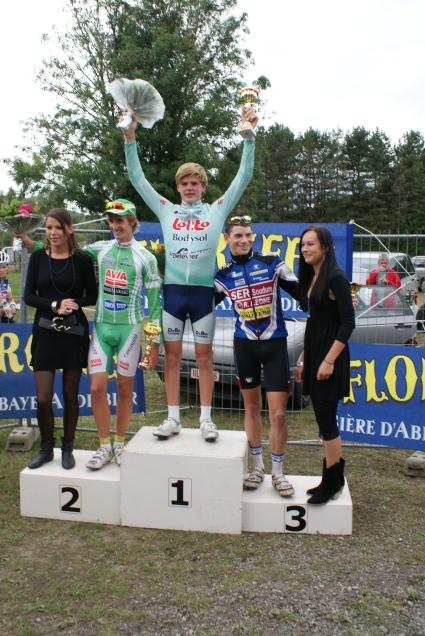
8, 0, 265, 218
393, 131, 425, 234
342, 126, 371, 225
255, 124, 299, 222
365, 129, 394, 232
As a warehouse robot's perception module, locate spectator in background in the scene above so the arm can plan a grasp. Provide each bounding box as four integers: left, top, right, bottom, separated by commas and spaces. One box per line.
0, 250, 17, 322
366, 253, 401, 309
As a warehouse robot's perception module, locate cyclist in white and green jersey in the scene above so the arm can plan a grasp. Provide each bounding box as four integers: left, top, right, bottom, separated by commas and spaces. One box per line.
85, 199, 162, 469
122, 108, 257, 442
18, 200, 162, 469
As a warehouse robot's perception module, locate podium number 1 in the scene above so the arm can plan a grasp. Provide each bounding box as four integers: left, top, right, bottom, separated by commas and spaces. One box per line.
168, 478, 192, 507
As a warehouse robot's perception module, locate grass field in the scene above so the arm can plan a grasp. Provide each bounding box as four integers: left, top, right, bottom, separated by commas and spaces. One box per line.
1, 370, 424, 635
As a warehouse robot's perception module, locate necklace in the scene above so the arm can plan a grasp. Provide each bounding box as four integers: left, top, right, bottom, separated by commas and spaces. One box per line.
49, 249, 76, 295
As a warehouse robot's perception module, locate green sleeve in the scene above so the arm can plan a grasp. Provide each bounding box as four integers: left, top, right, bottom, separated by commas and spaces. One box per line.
142, 252, 163, 345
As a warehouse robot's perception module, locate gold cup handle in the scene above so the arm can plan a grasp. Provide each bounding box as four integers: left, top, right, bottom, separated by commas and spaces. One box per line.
139, 322, 162, 370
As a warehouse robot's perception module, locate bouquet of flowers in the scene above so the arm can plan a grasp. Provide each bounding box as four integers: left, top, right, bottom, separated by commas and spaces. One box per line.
146, 243, 166, 277
0, 200, 44, 251
106, 78, 165, 130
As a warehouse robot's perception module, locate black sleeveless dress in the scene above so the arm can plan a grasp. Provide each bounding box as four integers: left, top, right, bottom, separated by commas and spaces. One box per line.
301, 267, 355, 401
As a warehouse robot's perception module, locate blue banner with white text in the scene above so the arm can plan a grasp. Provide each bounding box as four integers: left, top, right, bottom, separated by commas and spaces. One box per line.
0, 323, 146, 420
337, 342, 425, 450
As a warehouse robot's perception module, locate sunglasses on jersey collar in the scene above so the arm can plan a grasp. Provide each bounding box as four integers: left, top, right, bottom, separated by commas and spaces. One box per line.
227, 215, 252, 226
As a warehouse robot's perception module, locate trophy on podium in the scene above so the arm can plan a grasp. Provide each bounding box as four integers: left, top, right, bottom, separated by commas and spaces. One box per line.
239, 86, 259, 140
139, 321, 162, 370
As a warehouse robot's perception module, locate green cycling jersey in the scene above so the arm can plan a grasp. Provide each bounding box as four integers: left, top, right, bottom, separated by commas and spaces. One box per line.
125, 139, 255, 287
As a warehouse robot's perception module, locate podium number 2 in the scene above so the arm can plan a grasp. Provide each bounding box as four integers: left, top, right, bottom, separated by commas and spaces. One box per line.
169, 478, 192, 507
285, 505, 307, 532
60, 486, 81, 513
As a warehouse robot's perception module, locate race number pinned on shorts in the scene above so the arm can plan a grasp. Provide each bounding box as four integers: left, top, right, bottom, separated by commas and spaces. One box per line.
168, 478, 192, 508
284, 504, 308, 533
60, 485, 82, 514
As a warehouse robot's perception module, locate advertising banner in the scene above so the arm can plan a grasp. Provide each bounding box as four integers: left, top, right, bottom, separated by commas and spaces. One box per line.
338, 342, 425, 451
133, 222, 354, 319
0, 323, 146, 420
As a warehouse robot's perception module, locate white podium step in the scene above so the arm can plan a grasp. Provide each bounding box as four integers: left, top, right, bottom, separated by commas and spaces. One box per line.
242, 475, 352, 535
20, 449, 121, 525
120, 427, 248, 534
19, 432, 353, 535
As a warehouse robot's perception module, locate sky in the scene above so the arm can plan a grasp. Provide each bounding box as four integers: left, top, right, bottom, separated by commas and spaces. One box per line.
2, 0, 425, 192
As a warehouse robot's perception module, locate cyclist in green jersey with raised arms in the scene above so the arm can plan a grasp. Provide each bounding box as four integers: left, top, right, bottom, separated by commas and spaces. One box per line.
122, 107, 258, 442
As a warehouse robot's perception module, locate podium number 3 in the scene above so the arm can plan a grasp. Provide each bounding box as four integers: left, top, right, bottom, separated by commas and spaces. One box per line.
285, 505, 307, 532
60, 486, 81, 513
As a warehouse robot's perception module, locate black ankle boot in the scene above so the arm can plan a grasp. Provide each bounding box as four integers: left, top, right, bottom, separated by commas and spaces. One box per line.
339, 457, 346, 492
61, 437, 75, 470
307, 461, 343, 505
307, 458, 326, 495
28, 439, 55, 469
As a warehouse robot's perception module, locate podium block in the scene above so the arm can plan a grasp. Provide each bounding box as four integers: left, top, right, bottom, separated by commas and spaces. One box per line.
242, 475, 352, 535
120, 427, 247, 534
20, 449, 121, 525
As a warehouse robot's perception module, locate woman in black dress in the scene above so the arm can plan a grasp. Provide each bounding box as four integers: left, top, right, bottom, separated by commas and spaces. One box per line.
24, 209, 97, 469
294, 226, 355, 504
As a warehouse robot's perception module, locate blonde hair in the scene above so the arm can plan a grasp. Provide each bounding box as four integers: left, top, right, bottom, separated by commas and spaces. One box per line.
175, 163, 208, 187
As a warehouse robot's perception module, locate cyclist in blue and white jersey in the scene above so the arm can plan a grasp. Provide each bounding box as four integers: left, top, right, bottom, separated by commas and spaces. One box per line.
214, 215, 299, 496
122, 108, 258, 442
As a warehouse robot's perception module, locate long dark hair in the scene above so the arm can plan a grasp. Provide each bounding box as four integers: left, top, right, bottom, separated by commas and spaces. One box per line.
298, 226, 338, 311
45, 208, 81, 254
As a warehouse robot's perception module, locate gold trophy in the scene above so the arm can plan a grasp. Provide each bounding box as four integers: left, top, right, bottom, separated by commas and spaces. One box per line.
350, 282, 362, 310
239, 86, 259, 140
139, 321, 162, 370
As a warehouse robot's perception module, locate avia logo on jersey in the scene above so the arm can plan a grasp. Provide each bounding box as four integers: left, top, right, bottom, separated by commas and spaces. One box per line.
105, 269, 128, 287
170, 248, 212, 260
195, 330, 208, 339
104, 300, 128, 312
249, 269, 268, 276
119, 361, 130, 370
90, 358, 102, 367
230, 271, 243, 278
172, 218, 210, 231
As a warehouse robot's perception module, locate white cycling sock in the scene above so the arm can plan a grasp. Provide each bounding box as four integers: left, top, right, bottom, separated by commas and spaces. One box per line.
168, 406, 180, 422
271, 452, 285, 475
200, 406, 211, 422
249, 444, 264, 470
